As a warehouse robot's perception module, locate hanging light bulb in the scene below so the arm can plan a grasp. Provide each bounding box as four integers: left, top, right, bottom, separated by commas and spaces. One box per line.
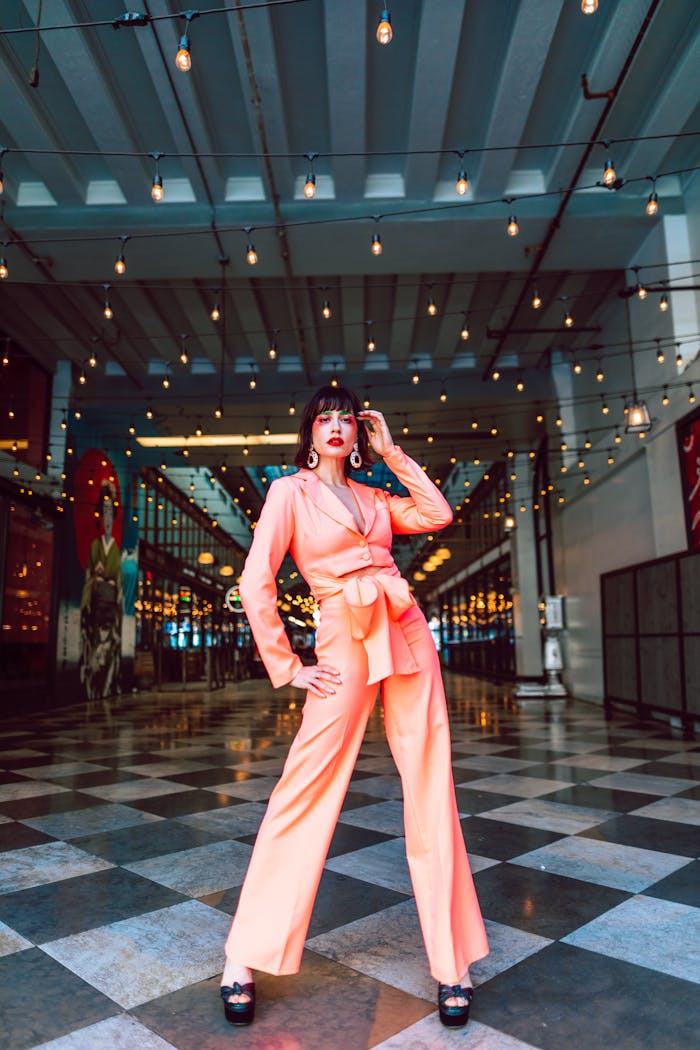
150, 152, 164, 201
427, 295, 437, 316
114, 234, 128, 275
263, 418, 271, 436
268, 340, 278, 360
596, 362, 604, 382
614, 428, 622, 444
175, 11, 198, 70
689, 384, 696, 405
573, 358, 582, 375
411, 367, 420, 385
676, 347, 683, 368
516, 375, 524, 392
659, 294, 669, 312
60, 413, 67, 431
371, 231, 383, 256
303, 154, 318, 199
662, 385, 669, 406
1, 341, 8, 366
146, 404, 153, 419
288, 397, 296, 415
626, 400, 651, 433
88, 348, 97, 368
455, 169, 468, 196
102, 284, 113, 320
363, 389, 371, 409
376, 8, 392, 44
581, 0, 598, 12
601, 396, 609, 415
602, 158, 616, 186
646, 191, 659, 217
492, 368, 500, 381
179, 336, 189, 365
209, 297, 221, 322
78, 369, 86, 386
506, 214, 519, 237
0, 257, 9, 280
194, 421, 203, 437
249, 372, 257, 390
584, 433, 591, 449
322, 299, 332, 319
656, 344, 665, 364
564, 310, 573, 328
439, 388, 447, 402
162, 373, 170, 390
214, 403, 223, 419
636, 281, 647, 300
366, 323, 376, 352
460, 317, 470, 341
532, 288, 542, 309
245, 241, 258, 265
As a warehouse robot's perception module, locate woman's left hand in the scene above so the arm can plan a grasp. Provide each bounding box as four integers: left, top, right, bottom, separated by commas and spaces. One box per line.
356, 410, 395, 457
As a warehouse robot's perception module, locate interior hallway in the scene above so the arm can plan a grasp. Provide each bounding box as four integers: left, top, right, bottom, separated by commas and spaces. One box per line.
0, 675, 698, 1050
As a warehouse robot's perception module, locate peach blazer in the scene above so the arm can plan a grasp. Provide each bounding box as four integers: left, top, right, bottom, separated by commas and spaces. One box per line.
238, 445, 453, 688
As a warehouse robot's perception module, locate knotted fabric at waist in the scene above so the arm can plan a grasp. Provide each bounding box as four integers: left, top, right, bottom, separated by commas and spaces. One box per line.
313, 571, 419, 685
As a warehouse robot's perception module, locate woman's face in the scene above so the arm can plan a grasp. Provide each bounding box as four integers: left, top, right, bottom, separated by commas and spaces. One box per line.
312, 408, 357, 460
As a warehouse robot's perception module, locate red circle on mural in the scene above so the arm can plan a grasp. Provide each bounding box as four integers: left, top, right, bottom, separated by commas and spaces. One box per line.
73, 449, 123, 571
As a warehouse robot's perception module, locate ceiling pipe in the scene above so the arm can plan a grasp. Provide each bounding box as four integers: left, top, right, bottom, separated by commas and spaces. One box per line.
481, 0, 662, 382
233, 1, 313, 385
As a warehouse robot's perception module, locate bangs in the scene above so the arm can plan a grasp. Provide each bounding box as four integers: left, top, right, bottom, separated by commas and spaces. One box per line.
315, 393, 355, 415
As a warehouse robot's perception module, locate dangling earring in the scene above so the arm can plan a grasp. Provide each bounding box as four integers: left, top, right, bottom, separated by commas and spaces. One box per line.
349, 442, 362, 469
307, 445, 319, 469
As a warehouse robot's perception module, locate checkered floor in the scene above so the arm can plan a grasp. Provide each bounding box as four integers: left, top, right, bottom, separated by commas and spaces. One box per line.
0, 675, 698, 1050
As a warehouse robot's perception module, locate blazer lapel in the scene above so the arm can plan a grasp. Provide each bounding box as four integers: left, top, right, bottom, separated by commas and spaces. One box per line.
296, 470, 361, 534
348, 478, 377, 536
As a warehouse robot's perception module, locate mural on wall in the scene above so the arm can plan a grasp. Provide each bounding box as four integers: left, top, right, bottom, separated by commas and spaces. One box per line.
73, 450, 124, 700
678, 408, 700, 551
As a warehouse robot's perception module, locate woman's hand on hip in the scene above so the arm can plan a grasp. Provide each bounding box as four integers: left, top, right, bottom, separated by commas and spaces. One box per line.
356, 410, 395, 457
291, 663, 342, 698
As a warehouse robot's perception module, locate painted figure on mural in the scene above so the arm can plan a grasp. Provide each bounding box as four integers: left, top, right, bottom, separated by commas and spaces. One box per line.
220, 386, 488, 1030
80, 479, 123, 700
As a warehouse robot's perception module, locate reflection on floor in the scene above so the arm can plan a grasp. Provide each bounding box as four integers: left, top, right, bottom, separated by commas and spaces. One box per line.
0, 675, 699, 1050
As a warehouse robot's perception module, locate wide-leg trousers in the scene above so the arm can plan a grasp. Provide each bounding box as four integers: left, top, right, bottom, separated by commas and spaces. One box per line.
224, 601, 489, 982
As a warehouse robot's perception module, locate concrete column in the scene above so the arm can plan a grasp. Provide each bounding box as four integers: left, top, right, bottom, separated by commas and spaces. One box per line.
510, 455, 543, 679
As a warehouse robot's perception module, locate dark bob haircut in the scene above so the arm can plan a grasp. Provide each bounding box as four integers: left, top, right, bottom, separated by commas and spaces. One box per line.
294, 385, 373, 475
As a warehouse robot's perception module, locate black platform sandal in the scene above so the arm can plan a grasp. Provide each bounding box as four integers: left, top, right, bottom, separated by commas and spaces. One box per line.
220, 981, 256, 1026
437, 982, 473, 1028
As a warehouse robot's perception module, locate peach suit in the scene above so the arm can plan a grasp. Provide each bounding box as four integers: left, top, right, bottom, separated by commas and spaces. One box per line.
225, 445, 489, 982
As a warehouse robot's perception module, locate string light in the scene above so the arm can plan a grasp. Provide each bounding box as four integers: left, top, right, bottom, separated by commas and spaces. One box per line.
371, 230, 382, 256
564, 310, 573, 328
636, 280, 647, 300
363, 389, 371, 408
0, 256, 9, 280
492, 368, 500, 381
676, 346, 683, 368
175, 11, 199, 72
246, 240, 258, 266
249, 371, 257, 390
596, 361, 604, 382
1, 340, 8, 366
602, 158, 616, 186
366, 322, 375, 352
689, 384, 696, 405
659, 294, 669, 312
150, 152, 164, 202
506, 214, 519, 237
411, 365, 420, 384
268, 338, 278, 360
532, 288, 542, 309
214, 403, 223, 419
210, 297, 221, 322
427, 295, 437, 316
128, 422, 136, 435
78, 369, 86, 385
656, 341, 665, 364
584, 433, 591, 449
263, 419, 270, 435
460, 316, 470, 340
194, 421, 203, 437
455, 168, 468, 196
601, 395, 609, 415
288, 397, 296, 415
439, 387, 447, 402
581, 0, 598, 13
322, 299, 332, 319
303, 153, 317, 199
88, 347, 97, 368
573, 357, 582, 375
162, 371, 170, 389
60, 412, 67, 431
0, 150, 5, 194
646, 190, 659, 216
114, 234, 128, 275
376, 8, 392, 44
146, 404, 153, 419
102, 284, 113, 319
179, 334, 189, 365
516, 375, 524, 392
662, 385, 669, 406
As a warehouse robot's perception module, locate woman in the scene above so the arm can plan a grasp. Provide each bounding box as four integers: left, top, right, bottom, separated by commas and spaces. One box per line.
220, 386, 488, 1028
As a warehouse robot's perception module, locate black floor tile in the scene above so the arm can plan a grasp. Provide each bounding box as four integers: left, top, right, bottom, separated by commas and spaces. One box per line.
166, 766, 257, 787
454, 786, 524, 813
459, 815, 564, 860
475, 941, 698, 1050
0, 790, 106, 821
632, 759, 700, 780
0, 948, 117, 1050
642, 858, 700, 908
72, 818, 228, 864
0, 867, 186, 942
542, 783, 659, 813
474, 862, 630, 939
340, 789, 392, 811
126, 788, 239, 817
579, 814, 700, 857
0, 822, 56, 852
